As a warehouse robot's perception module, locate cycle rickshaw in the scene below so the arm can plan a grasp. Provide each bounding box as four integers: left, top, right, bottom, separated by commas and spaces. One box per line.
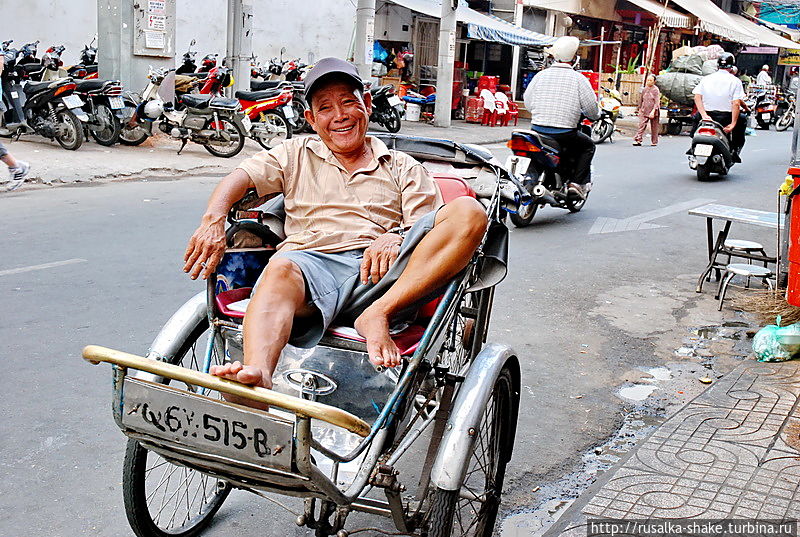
84, 134, 524, 537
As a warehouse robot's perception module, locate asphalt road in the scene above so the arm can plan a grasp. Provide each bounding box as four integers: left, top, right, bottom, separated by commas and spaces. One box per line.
0, 127, 792, 536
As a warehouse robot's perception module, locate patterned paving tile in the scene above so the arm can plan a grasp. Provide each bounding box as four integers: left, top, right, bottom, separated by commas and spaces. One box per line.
581, 360, 800, 522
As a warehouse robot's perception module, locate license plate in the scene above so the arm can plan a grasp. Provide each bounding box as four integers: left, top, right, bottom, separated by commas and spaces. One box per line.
762, 113, 771, 121
694, 144, 714, 157
283, 104, 294, 119
388, 95, 402, 107
241, 114, 252, 132
504, 155, 530, 175
108, 96, 125, 109
10, 91, 18, 99
121, 378, 294, 471
62, 94, 83, 109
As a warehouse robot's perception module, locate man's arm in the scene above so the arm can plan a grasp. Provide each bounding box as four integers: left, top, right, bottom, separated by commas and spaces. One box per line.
694, 93, 711, 121
183, 168, 255, 280
725, 100, 740, 134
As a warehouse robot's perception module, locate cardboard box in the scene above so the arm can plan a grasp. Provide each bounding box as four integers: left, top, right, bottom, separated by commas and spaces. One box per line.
380, 76, 402, 91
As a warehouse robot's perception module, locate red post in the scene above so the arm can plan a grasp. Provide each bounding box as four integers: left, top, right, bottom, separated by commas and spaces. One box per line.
786, 167, 800, 306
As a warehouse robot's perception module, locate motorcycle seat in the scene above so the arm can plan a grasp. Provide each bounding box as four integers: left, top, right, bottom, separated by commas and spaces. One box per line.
23, 80, 60, 95
179, 93, 213, 108
235, 89, 283, 101
518, 130, 561, 153
75, 79, 107, 92
210, 97, 240, 109
250, 80, 284, 91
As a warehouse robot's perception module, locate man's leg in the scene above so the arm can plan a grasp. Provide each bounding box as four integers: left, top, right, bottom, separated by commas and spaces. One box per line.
354, 197, 488, 367
210, 257, 316, 408
569, 130, 596, 185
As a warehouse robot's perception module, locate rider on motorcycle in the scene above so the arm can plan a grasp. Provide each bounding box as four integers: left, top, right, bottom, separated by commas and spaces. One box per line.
692, 53, 747, 163
522, 36, 600, 199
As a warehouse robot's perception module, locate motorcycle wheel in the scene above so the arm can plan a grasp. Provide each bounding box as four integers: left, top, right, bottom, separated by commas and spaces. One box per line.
509, 181, 538, 227
384, 108, 402, 133
756, 116, 771, 130
590, 120, 613, 144
119, 122, 150, 146
696, 165, 711, 182
88, 104, 122, 146
291, 100, 307, 134
254, 111, 291, 151
54, 109, 84, 150
202, 117, 245, 158
776, 110, 794, 132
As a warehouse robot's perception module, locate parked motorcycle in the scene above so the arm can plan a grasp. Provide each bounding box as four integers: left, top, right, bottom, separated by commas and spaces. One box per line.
120, 66, 248, 158
175, 39, 198, 75
67, 37, 98, 80
74, 78, 126, 146
591, 81, 627, 144
776, 91, 794, 132
505, 124, 592, 226
688, 119, 735, 181
250, 79, 307, 134
368, 83, 404, 133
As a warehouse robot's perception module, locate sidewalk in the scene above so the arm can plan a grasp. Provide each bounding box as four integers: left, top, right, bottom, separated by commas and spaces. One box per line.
0, 119, 531, 190
541, 358, 800, 535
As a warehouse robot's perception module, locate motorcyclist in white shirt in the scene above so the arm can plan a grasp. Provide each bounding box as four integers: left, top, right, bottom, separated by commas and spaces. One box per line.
692, 53, 747, 163
756, 64, 772, 87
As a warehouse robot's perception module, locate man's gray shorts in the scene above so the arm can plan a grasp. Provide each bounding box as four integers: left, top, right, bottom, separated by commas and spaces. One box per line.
257, 209, 439, 348
0, 140, 8, 159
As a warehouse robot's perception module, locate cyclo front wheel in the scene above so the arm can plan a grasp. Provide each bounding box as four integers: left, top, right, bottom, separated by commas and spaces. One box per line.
122, 320, 232, 537
425, 365, 517, 537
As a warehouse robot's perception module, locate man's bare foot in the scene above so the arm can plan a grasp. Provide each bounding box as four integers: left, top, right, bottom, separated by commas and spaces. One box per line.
354, 305, 402, 368
209, 361, 273, 410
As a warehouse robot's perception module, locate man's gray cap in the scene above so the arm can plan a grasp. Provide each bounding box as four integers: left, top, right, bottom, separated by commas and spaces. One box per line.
304, 57, 364, 102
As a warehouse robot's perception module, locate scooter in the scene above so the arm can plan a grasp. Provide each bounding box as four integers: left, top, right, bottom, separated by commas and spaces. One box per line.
1, 41, 87, 150
67, 37, 98, 80
74, 78, 126, 146
591, 81, 627, 144
688, 119, 735, 181
754, 89, 777, 129
368, 83, 404, 133
504, 123, 592, 227
175, 40, 198, 75
250, 79, 307, 134
120, 66, 249, 158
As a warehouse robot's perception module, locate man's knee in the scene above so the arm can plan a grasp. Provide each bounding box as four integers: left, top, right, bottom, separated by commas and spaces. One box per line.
438, 196, 488, 239
261, 257, 304, 286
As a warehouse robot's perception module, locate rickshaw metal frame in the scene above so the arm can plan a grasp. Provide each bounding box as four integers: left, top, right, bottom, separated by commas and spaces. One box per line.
83, 134, 523, 535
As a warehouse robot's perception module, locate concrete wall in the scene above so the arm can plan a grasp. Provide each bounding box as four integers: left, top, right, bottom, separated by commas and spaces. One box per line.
375, 3, 415, 43
1, 0, 355, 74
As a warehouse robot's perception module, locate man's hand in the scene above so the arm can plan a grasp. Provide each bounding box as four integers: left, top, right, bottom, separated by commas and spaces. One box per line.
702, 114, 712, 122
723, 123, 735, 133
648, 110, 655, 119
360, 233, 403, 285
183, 213, 227, 280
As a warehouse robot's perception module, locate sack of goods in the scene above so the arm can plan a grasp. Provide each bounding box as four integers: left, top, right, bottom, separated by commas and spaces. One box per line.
701, 59, 719, 76
670, 54, 704, 75
655, 71, 702, 105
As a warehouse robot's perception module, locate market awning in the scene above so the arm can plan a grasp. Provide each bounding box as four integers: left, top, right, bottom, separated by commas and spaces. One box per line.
757, 17, 800, 43
384, 0, 557, 46
729, 14, 800, 49
669, 0, 759, 45
623, 0, 691, 28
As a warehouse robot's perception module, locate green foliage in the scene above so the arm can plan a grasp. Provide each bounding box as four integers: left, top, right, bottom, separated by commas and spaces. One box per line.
607, 54, 640, 74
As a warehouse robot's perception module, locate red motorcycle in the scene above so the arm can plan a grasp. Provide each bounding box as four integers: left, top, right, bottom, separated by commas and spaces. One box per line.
198, 64, 294, 150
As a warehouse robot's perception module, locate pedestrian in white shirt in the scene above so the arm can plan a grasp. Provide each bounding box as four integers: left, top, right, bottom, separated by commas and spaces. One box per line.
692, 53, 747, 162
756, 65, 772, 87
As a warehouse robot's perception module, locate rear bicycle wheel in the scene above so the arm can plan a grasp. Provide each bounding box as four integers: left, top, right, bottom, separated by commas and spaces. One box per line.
776, 110, 794, 132
122, 321, 232, 537
424, 366, 517, 537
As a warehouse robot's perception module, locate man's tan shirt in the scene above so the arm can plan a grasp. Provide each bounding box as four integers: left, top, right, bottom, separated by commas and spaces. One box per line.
237, 136, 442, 253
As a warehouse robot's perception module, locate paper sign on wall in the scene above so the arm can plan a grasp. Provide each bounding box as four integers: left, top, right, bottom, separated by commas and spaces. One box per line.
145, 30, 165, 49
148, 0, 165, 14
148, 15, 166, 31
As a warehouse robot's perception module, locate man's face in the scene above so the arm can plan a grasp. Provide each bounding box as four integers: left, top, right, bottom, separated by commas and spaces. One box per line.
305, 80, 372, 155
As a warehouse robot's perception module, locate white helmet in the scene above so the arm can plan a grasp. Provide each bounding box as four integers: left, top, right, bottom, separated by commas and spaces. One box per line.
762, 64, 770, 70
546, 36, 580, 63
142, 99, 164, 119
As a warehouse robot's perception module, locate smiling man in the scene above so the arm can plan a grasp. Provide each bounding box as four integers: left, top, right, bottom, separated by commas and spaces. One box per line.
183, 58, 487, 403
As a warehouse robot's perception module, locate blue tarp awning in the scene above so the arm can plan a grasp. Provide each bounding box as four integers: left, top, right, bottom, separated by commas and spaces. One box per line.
385, 0, 557, 47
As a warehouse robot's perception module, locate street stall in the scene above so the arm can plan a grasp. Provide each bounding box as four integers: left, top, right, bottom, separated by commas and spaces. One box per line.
373, 0, 554, 122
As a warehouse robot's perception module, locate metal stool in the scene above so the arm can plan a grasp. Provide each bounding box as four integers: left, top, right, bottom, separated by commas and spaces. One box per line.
723, 239, 769, 288
716, 263, 774, 310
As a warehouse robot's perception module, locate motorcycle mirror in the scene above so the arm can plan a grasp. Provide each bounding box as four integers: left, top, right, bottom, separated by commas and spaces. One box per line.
280, 46, 286, 60
190, 39, 196, 47
607, 77, 613, 83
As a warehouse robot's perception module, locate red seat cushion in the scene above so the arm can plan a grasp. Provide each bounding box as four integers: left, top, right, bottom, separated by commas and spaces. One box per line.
433, 174, 476, 203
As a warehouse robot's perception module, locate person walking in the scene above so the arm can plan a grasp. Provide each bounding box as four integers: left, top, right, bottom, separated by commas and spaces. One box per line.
0, 140, 29, 191
633, 74, 661, 146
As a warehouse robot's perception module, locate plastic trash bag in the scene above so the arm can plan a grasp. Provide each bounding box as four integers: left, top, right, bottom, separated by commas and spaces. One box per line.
702, 59, 719, 76
671, 54, 704, 75
753, 317, 798, 362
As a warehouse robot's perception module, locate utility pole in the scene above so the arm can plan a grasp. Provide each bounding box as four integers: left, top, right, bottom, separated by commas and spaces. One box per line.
434, 0, 458, 128
354, 0, 376, 80
510, 0, 524, 101
226, 0, 253, 97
